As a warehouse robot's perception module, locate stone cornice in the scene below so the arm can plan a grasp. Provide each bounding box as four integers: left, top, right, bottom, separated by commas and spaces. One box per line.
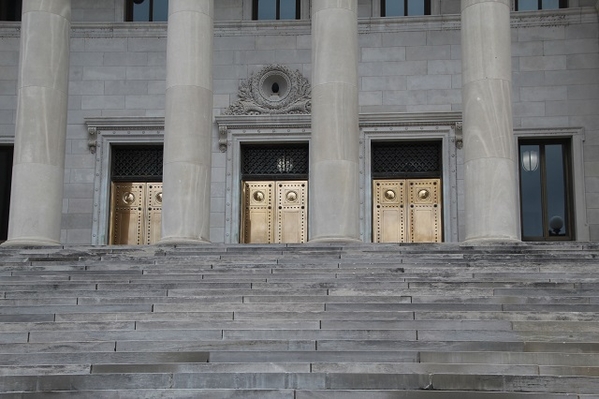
513, 126, 584, 138
215, 112, 464, 131
359, 112, 462, 127
2, 7, 595, 38
215, 114, 311, 130
85, 117, 164, 154
85, 116, 164, 130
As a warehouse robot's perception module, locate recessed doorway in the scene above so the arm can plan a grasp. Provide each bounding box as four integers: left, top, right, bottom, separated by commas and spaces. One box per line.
371, 141, 443, 243
240, 143, 308, 244
108, 145, 163, 245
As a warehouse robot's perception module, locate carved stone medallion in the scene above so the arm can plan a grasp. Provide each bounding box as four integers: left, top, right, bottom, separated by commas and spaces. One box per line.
224, 64, 311, 115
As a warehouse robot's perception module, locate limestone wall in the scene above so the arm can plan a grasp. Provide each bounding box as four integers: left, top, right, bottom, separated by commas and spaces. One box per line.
0, 1, 597, 243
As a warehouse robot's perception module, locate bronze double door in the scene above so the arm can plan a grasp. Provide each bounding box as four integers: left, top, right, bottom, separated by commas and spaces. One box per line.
241, 181, 307, 244
109, 182, 163, 245
373, 178, 442, 243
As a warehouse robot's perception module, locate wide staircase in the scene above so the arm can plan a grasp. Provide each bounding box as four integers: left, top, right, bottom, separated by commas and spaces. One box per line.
0, 242, 598, 398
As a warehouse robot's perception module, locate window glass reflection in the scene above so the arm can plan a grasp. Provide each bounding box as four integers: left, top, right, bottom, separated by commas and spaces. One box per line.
407, 0, 425, 15
132, 0, 150, 21
542, 0, 561, 9
519, 140, 572, 241
280, 0, 297, 19
517, 0, 565, 10
258, 0, 277, 20
153, 0, 168, 21
545, 144, 567, 236
385, 0, 405, 16
520, 145, 543, 238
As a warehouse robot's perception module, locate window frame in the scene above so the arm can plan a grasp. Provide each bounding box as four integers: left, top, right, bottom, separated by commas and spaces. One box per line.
514, 0, 568, 11
125, 0, 168, 22
381, 0, 432, 17
252, 0, 301, 20
0, 0, 22, 22
518, 138, 574, 241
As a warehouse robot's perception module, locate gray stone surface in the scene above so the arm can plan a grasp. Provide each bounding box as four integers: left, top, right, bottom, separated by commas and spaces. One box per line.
0, 243, 598, 395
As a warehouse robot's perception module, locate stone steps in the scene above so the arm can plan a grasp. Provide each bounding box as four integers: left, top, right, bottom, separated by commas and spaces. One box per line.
0, 390, 582, 399
0, 243, 598, 395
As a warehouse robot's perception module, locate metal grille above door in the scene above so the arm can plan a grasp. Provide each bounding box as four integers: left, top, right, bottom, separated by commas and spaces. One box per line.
372, 141, 441, 178
112, 146, 163, 181
241, 144, 309, 180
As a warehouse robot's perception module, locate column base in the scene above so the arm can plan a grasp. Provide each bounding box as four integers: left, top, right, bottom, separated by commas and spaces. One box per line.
1, 238, 62, 247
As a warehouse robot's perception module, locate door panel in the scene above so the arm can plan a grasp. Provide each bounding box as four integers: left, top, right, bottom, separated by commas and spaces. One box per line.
373, 180, 406, 243
242, 182, 275, 243
110, 182, 162, 245
146, 183, 163, 245
408, 179, 442, 243
276, 181, 307, 243
242, 180, 307, 244
373, 178, 442, 243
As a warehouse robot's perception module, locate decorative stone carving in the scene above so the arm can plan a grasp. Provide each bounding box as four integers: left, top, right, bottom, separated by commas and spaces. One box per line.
88, 126, 98, 154
219, 125, 228, 152
225, 65, 311, 115
455, 122, 463, 149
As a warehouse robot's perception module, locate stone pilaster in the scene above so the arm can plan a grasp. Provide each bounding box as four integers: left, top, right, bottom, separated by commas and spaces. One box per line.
159, 0, 213, 244
309, 0, 361, 242
461, 0, 520, 242
3, 0, 71, 246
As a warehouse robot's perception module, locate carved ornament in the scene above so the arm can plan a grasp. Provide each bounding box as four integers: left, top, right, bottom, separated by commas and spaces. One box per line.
225, 64, 311, 116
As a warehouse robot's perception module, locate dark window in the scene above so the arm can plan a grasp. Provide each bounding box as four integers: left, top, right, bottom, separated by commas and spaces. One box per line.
515, 0, 567, 11
0, 146, 13, 241
381, 0, 431, 16
253, 0, 300, 20
372, 141, 441, 179
519, 139, 573, 241
241, 143, 309, 180
126, 0, 169, 22
112, 145, 163, 182
0, 0, 22, 21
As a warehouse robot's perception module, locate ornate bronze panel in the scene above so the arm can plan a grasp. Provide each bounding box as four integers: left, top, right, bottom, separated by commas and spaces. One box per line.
373, 178, 442, 243
373, 180, 406, 243
276, 181, 307, 243
242, 180, 307, 244
408, 179, 442, 243
109, 182, 163, 245
241, 182, 275, 244
146, 183, 163, 245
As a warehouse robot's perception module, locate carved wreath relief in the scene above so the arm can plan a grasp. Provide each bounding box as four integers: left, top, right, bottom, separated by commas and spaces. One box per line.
225, 64, 311, 115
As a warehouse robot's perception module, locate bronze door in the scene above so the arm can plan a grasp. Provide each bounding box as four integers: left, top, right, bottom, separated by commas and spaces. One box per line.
373, 178, 442, 243
241, 180, 307, 244
109, 182, 163, 245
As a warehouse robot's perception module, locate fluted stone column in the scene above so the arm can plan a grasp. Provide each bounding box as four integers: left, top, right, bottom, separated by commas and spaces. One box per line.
3, 0, 71, 246
461, 0, 520, 242
309, 0, 360, 242
160, 0, 213, 244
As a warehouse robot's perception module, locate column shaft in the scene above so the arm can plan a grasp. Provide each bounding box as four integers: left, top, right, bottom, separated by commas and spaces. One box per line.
160, 0, 213, 244
461, 0, 520, 242
309, 0, 360, 242
4, 0, 71, 246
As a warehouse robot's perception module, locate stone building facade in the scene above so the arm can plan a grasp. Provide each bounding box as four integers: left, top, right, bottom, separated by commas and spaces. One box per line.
0, 0, 598, 246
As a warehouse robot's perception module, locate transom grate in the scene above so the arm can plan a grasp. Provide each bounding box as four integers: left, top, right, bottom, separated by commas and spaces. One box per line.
372, 141, 441, 178
242, 144, 309, 179
112, 146, 163, 181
